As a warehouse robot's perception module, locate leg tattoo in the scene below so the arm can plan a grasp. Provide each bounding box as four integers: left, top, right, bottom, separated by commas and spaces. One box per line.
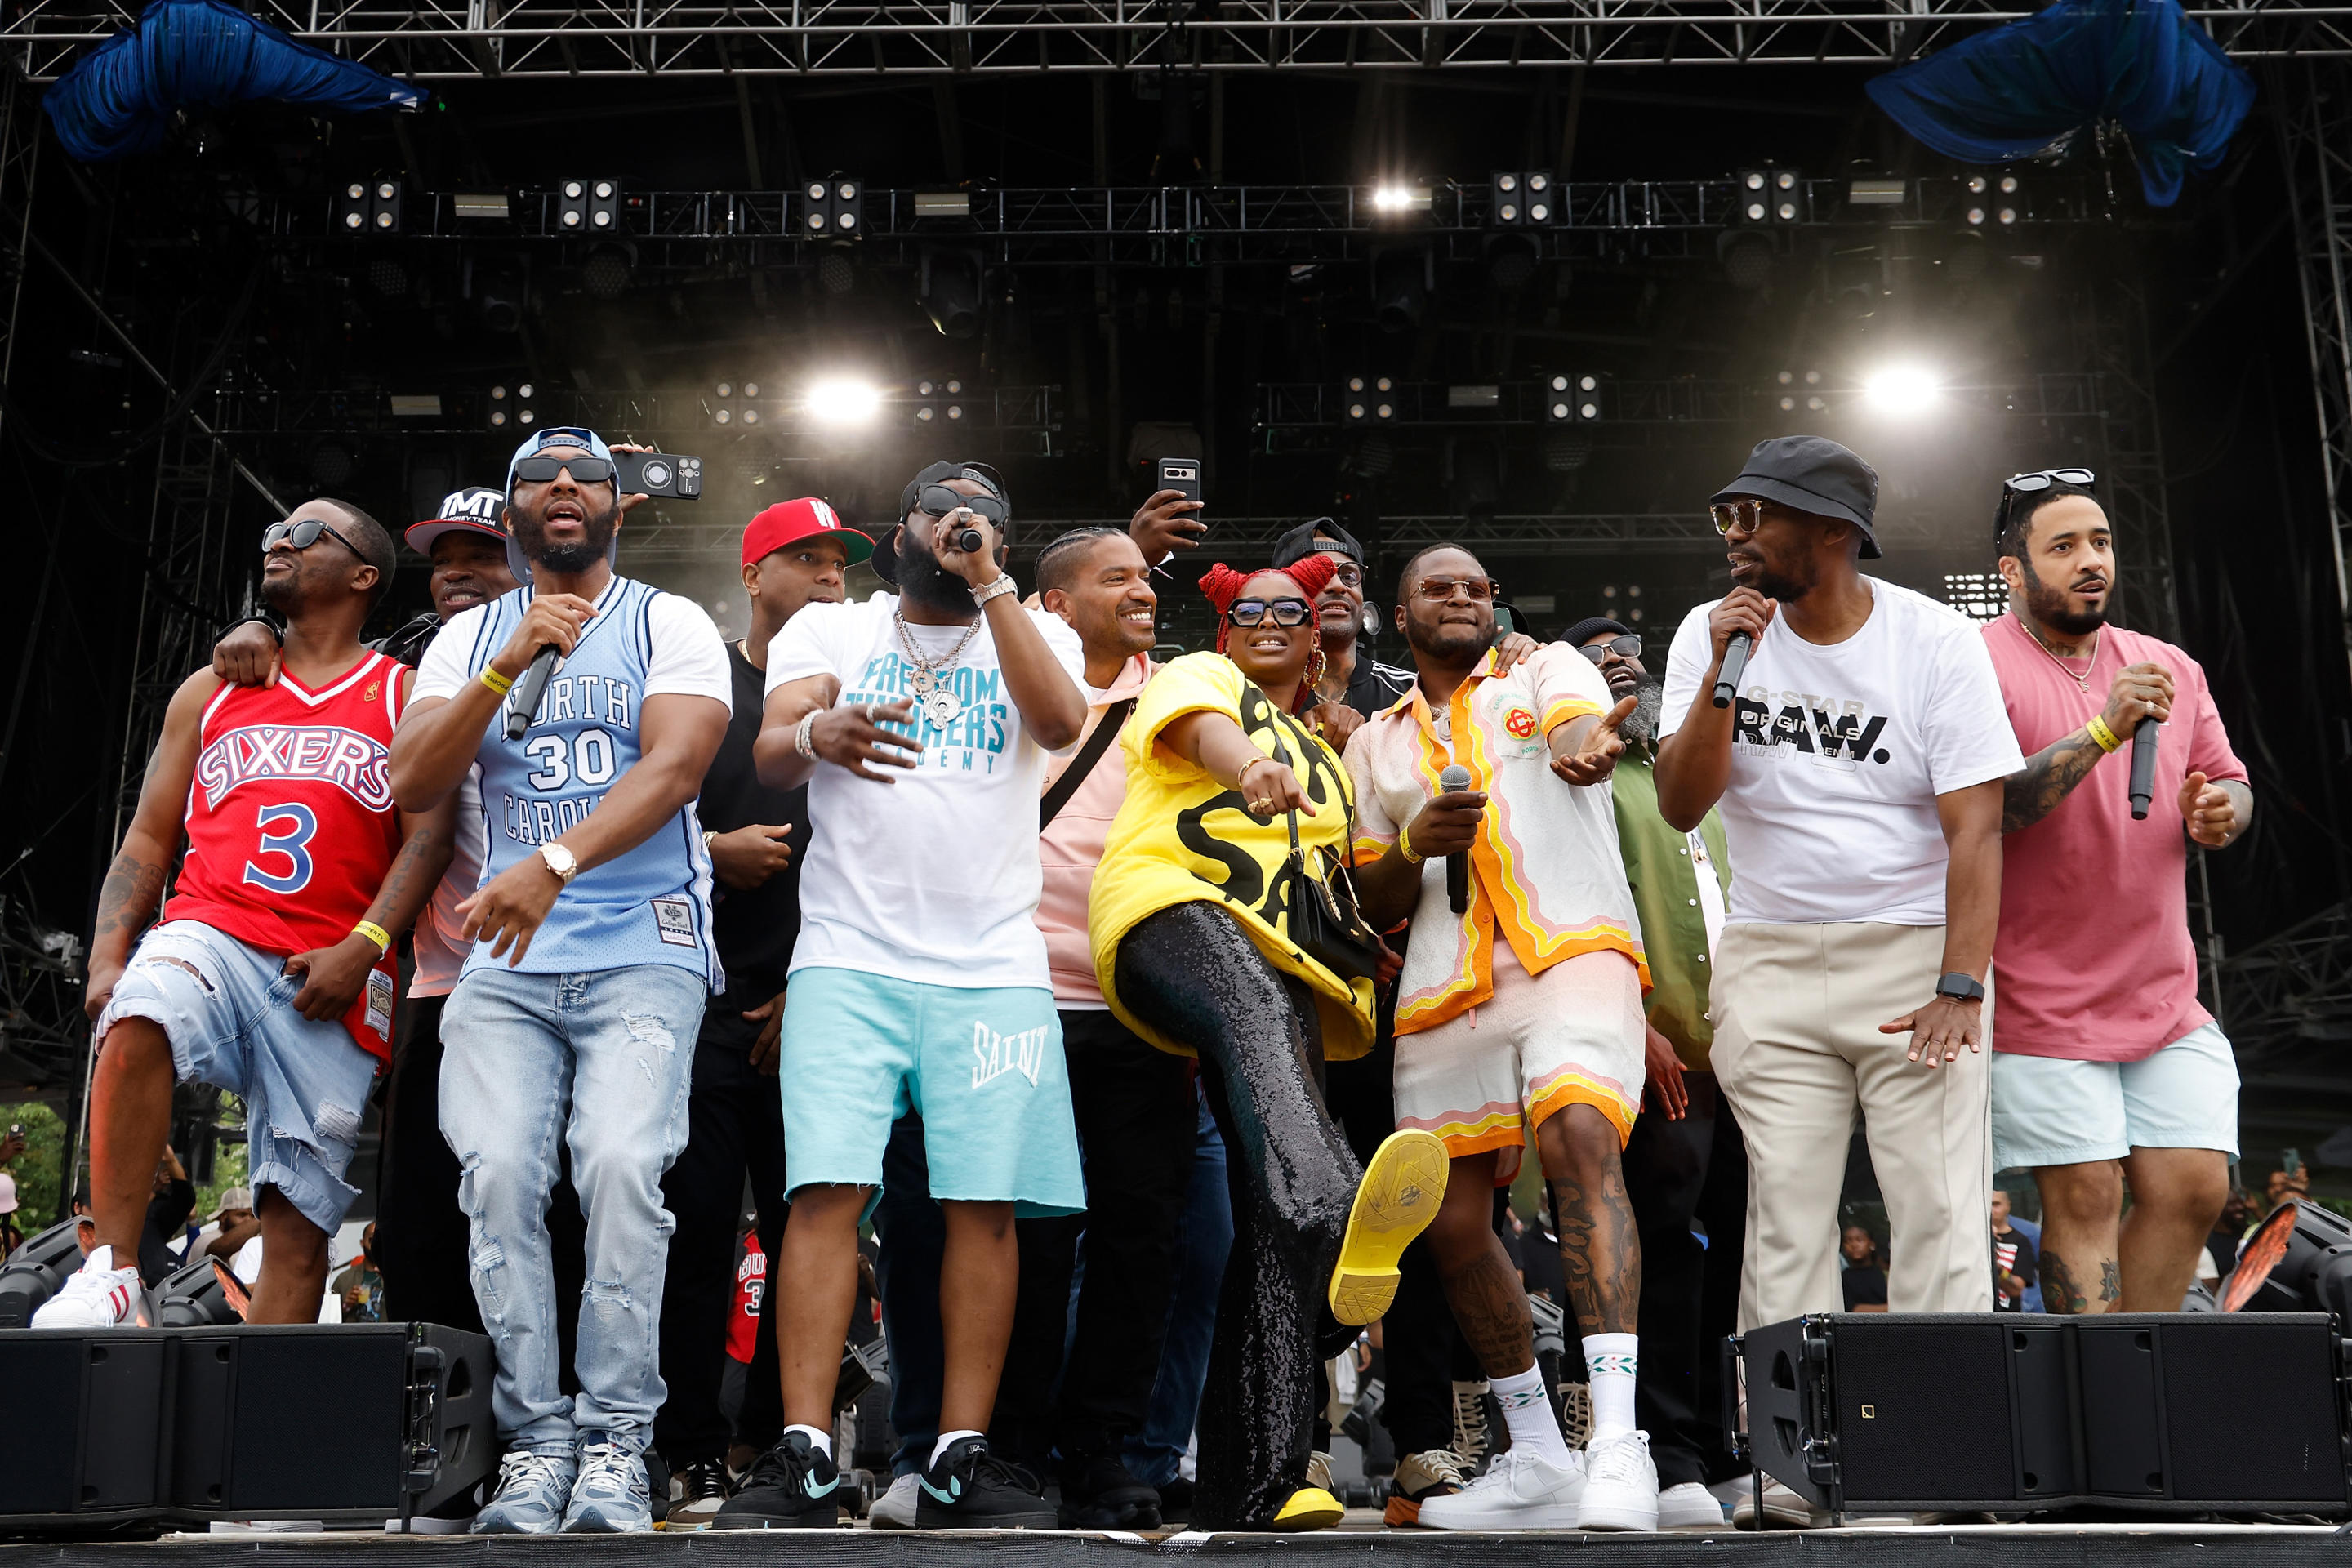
1438, 1240, 1537, 1377
1552, 1169, 1642, 1338
2038, 1247, 2120, 1315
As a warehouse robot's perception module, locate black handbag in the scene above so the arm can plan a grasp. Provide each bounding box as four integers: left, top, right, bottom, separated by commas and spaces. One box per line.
1270, 733, 1383, 984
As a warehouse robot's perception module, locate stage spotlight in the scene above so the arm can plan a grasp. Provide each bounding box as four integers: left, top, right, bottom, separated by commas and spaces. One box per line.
1485, 233, 1539, 290
582, 244, 633, 301
309, 440, 354, 488
368, 258, 408, 298
477, 276, 523, 334
805, 177, 863, 235
2222, 1199, 2352, 1315
336, 178, 402, 235
1370, 183, 1432, 216
1488, 171, 1552, 227
1862, 365, 1938, 416
1372, 252, 1426, 333
558, 179, 620, 233
919, 249, 985, 339
1545, 372, 1602, 423
1353, 431, 1395, 478
488, 385, 509, 428
809, 378, 882, 425
1544, 425, 1592, 473
817, 251, 857, 296
1717, 229, 1774, 292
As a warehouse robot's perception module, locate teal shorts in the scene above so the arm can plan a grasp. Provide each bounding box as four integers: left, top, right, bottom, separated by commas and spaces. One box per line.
778, 966, 1084, 1217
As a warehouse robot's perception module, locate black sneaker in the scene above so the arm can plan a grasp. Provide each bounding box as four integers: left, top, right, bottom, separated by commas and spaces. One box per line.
1058, 1454, 1162, 1530
914, 1436, 1055, 1529
1156, 1475, 1194, 1523
710, 1433, 844, 1530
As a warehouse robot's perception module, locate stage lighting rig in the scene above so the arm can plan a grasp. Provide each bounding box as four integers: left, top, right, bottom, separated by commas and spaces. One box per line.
1489, 171, 1553, 226
1546, 372, 1603, 423
709, 380, 765, 427
919, 249, 985, 339
1342, 376, 1396, 425
1735, 168, 1801, 225
1962, 172, 2024, 228
804, 177, 864, 236
1371, 251, 1428, 333
559, 180, 621, 233
1860, 365, 1938, 416
913, 379, 968, 428
808, 378, 882, 426
487, 382, 537, 430
336, 179, 403, 235
1369, 184, 1432, 216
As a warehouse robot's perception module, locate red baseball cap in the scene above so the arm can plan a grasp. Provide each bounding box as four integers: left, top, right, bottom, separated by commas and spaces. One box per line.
741, 497, 874, 568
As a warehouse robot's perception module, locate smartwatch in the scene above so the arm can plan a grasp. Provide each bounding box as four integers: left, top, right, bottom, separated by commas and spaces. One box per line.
1935, 972, 1986, 1004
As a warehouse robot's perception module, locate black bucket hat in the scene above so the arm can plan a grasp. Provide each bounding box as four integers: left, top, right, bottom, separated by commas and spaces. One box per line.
1710, 435, 1883, 559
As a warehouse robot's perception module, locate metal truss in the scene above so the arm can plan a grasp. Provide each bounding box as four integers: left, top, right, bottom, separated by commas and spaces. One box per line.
7, 0, 2352, 81
1258, 372, 2106, 431
2279, 57, 2352, 688
0, 896, 87, 1099
2216, 897, 2352, 1066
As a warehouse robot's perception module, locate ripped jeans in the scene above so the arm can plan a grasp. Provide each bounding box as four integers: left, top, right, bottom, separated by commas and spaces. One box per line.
439, 964, 706, 1455
98, 920, 380, 1235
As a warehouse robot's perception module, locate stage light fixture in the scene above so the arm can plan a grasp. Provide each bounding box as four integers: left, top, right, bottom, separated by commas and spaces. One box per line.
309, 439, 354, 488
1489, 171, 1552, 227
1370, 184, 1432, 215
1353, 431, 1396, 478
488, 384, 508, 428
918, 249, 985, 339
1544, 425, 1592, 473
582, 244, 633, 301
1372, 251, 1428, 333
817, 251, 857, 296
1861, 365, 1938, 416
1485, 233, 1540, 290
809, 378, 882, 426
336, 178, 402, 236
1771, 168, 1801, 223
1543, 371, 1601, 423
558, 179, 620, 233
368, 259, 408, 298
805, 177, 864, 235
1717, 229, 1774, 292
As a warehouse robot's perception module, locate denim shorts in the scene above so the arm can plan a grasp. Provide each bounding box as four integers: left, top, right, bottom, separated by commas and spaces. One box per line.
778, 965, 1083, 1216
1991, 1021, 2241, 1170
98, 920, 380, 1233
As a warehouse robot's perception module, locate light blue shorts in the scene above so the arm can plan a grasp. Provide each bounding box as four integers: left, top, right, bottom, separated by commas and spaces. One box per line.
777, 966, 1083, 1217
1990, 1020, 2240, 1170
97, 920, 381, 1234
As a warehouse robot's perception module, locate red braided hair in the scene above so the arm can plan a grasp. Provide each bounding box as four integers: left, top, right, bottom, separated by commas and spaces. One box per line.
1200, 558, 1339, 711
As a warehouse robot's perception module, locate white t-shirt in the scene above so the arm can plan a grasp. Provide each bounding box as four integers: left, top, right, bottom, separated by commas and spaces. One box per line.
765, 593, 1085, 991
412, 583, 733, 710
410, 768, 487, 999
1659, 577, 2021, 926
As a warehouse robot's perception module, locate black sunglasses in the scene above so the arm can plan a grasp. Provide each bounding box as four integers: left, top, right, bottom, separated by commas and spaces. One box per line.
1227, 597, 1312, 628
262, 516, 364, 559
1577, 634, 1642, 663
1997, 467, 2096, 543
513, 455, 617, 486
917, 483, 1009, 526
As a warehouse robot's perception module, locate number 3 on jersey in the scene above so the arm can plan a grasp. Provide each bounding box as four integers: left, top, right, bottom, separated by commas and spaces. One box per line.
243, 800, 318, 894
523, 728, 619, 791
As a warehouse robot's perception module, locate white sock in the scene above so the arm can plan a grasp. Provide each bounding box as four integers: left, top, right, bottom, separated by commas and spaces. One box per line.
1583, 1333, 1639, 1444
1490, 1364, 1575, 1469
931, 1429, 983, 1469
786, 1423, 831, 1460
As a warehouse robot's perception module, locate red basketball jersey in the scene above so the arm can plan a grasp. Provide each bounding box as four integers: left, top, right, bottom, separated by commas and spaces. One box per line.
164, 650, 408, 1058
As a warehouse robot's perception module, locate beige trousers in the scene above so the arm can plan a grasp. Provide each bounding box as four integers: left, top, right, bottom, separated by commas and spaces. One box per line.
1711, 920, 1993, 1329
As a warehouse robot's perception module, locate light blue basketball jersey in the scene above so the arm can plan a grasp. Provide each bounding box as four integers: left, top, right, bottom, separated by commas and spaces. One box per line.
453, 577, 722, 989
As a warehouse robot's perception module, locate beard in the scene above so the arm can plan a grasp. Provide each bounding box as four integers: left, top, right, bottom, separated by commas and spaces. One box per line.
1749, 558, 1815, 603
2020, 555, 2109, 638
514, 497, 620, 575
895, 528, 975, 614
1403, 610, 1493, 666
1617, 674, 1666, 745
258, 568, 298, 612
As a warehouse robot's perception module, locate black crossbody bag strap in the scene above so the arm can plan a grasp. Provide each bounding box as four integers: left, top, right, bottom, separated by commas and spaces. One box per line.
1040, 697, 1138, 829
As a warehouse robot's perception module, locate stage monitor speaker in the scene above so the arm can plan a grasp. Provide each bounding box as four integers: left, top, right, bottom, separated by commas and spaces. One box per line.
0, 1219, 90, 1327
1731, 1312, 2352, 1517
0, 1322, 495, 1533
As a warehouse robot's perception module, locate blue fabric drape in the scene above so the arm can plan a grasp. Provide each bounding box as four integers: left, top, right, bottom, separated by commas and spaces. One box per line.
43, 0, 421, 163
1864, 0, 2254, 207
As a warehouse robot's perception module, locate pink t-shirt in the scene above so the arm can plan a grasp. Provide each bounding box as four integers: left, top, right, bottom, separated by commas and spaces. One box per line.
1036, 654, 1154, 1008
1982, 614, 2246, 1062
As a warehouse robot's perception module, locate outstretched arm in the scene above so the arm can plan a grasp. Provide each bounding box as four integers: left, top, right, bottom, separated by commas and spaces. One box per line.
87, 668, 220, 1019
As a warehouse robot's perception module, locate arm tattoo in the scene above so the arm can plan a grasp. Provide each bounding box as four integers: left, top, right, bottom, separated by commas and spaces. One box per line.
2002, 728, 2108, 833
91, 853, 167, 943
1437, 1238, 1538, 1376
1552, 1167, 1642, 1338
364, 822, 443, 930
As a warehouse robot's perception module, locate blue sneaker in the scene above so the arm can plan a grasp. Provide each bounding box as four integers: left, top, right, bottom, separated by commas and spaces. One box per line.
474, 1450, 577, 1535
710, 1432, 844, 1530
563, 1434, 654, 1533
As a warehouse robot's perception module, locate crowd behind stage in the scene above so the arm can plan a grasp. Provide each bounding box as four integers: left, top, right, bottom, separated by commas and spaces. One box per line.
17, 429, 2261, 1535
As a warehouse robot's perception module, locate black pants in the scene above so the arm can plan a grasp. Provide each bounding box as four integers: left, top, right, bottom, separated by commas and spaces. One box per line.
1322, 1029, 1458, 1456
376, 993, 587, 1382
1622, 1070, 1749, 1488
654, 991, 791, 1468
1114, 903, 1360, 1530
996, 1009, 1197, 1471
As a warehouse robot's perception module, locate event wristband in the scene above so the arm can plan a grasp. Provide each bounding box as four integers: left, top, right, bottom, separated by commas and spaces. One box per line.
795, 710, 820, 760
479, 666, 515, 697
2086, 714, 2123, 753
1399, 829, 1426, 865
352, 921, 391, 955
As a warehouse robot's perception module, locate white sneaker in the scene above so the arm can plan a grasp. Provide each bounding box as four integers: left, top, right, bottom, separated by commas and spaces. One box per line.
30, 1245, 144, 1328
1575, 1432, 1659, 1531
1658, 1480, 1726, 1529
1416, 1448, 1585, 1530
474, 1450, 578, 1535
867, 1472, 920, 1530
1732, 1477, 1821, 1530
563, 1435, 653, 1532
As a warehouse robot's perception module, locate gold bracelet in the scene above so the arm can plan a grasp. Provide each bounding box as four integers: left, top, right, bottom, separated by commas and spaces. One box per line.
352, 920, 392, 954
1399, 831, 1425, 866
479, 666, 515, 697
2086, 714, 2123, 753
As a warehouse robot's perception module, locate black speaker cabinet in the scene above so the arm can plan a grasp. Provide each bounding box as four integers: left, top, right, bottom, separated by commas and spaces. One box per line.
1732, 1312, 2352, 1517
0, 1321, 494, 1533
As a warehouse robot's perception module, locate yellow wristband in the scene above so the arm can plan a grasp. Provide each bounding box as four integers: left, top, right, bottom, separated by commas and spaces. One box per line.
479, 666, 515, 697
2086, 714, 2122, 753
1399, 831, 1425, 866
352, 920, 392, 954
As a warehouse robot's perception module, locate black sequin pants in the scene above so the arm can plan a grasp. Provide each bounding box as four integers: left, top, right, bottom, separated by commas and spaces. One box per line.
1114, 902, 1363, 1530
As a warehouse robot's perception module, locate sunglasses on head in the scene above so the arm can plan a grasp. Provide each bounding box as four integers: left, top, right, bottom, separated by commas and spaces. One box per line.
918, 483, 1009, 526
1227, 597, 1312, 628
1997, 467, 2096, 542
1577, 634, 1642, 663
261, 516, 363, 559
512, 455, 616, 486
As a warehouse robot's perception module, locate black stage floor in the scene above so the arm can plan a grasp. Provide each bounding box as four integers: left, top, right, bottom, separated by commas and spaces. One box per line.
5, 1520, 2350, 1568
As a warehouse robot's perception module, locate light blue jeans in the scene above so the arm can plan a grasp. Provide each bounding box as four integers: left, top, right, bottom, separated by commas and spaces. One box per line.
439, 964, 706, 1456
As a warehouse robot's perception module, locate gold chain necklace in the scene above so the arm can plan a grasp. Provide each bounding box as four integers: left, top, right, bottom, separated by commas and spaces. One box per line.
2020, 617, 2101, 696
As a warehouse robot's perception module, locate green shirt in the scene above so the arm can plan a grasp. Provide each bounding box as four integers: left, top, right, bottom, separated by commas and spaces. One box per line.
1610, 738, 1732, 1070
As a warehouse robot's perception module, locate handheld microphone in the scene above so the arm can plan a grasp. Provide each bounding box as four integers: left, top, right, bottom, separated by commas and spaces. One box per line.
949, 508, 987, 555
505, 645, 561, 742
2128, 716, 2160, 821
1438, 763, 1473, 915
1713, 630, 1753, 710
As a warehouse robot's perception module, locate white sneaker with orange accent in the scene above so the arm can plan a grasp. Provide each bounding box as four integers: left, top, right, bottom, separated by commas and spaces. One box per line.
31, 1245, 145, 1328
